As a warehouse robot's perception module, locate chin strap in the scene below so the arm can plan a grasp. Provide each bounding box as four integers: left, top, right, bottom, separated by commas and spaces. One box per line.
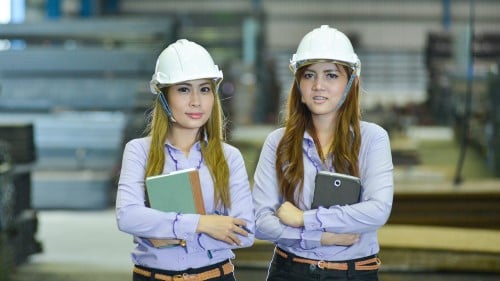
335, 72, 356, 110
158, 93, 176, 123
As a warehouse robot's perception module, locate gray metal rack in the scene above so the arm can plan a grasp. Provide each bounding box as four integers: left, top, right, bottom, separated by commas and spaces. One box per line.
0, 16, 177, 275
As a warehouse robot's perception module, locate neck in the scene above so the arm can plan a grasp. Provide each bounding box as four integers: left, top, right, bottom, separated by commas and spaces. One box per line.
312, 115, 336, 159
167, 127, 199, 156
313, 114, 336, 139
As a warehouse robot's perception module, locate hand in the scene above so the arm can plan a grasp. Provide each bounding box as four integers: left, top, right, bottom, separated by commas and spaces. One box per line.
276, 201, 304, 227
197, 215, 249, 245
320, 232, 359, 246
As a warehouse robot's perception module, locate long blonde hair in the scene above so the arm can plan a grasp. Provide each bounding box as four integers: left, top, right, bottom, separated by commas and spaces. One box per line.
144, 82, 231, 208
276, 64, 361, 204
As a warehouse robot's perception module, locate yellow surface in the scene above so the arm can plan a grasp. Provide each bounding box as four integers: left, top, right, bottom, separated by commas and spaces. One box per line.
378, 224, 500, 254
248, 225, 500, 254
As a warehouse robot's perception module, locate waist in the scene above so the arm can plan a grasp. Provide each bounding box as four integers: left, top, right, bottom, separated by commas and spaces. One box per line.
275, 247, 380, 271
133, 260, 233, 281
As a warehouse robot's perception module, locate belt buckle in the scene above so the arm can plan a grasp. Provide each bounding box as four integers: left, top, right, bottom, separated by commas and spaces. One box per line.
317, 260, 326, 269
172, 274, 186, 281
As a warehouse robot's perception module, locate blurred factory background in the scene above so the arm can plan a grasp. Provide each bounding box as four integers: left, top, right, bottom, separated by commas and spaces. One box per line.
0, 0, 499, 280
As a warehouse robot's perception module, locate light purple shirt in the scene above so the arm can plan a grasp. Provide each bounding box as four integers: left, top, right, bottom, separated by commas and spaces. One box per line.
252, 121, 393, 261
116, 137, 254, 270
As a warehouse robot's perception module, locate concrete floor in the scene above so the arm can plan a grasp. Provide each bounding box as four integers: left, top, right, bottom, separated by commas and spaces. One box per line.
10, 209, 133, 281
9, 209, 269, 281
8, 125, 500, 280
10, 209, 500, 281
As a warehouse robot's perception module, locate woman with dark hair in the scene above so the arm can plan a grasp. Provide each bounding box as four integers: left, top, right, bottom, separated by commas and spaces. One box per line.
253, 25, 394, 281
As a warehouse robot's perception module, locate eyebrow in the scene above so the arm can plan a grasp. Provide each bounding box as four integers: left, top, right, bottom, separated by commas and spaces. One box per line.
175, 82, 211, 87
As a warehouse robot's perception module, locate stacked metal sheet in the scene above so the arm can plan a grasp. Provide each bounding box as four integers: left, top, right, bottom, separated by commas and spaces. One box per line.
0, 112, 127, 209
0, 126, 41, 270
0, 18, 177, 211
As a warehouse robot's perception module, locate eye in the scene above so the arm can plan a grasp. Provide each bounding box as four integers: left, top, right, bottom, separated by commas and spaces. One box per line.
303, 71, 314, 79
200, 86, 212, 94
176, 86, 190, 93
326, 72, 339, 79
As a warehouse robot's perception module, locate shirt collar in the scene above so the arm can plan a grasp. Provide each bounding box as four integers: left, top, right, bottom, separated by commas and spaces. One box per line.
302, 125, 355, 145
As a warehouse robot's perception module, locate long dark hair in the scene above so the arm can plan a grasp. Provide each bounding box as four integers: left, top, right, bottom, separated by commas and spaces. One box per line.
276, 64, 361, 204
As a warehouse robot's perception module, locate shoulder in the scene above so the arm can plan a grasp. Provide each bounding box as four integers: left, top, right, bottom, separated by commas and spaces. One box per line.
221, 142, 244, 161
255, 127, 286, 152
360, 121, 390, 143
264, 127, 286, 144
361, 121, 389, 136
222, 142, 242, 155
124, 137, 151, 153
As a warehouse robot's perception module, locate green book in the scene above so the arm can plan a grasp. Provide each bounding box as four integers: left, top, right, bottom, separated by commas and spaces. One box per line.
145, 168, 205, 248
145, 168, 206, 215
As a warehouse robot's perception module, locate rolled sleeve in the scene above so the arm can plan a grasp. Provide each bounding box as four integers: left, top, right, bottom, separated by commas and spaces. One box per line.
174, 213, 199, 240
303, 209, 322, 231
300, 229, 322, 249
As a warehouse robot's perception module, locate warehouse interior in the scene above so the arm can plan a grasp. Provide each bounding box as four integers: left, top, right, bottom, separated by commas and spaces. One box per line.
1, 0, 499, 280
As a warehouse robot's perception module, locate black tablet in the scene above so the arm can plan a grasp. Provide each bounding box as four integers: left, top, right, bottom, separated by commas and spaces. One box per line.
311, 171, 361, 209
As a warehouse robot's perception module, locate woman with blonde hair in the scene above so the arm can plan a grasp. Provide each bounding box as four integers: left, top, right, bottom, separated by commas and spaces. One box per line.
253, 25, 393, 281
116, 39, 254, 281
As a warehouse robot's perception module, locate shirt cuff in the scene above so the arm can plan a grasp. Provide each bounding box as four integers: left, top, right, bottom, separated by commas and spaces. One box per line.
303, 209, 322, 231
300, 230, 322, 249
173, 213, 199, 241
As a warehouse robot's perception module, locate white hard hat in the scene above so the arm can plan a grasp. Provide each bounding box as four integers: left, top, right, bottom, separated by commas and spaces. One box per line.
289, 25, 361, 77
150, 39, 223, 95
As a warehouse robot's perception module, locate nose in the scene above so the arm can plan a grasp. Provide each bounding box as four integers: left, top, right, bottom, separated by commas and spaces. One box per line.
189, 91, 201, 107
312, 77, 324, 90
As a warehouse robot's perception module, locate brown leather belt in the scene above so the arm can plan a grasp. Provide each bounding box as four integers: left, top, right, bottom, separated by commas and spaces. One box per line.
275, 247, 381, 271
133, 261, 233, 281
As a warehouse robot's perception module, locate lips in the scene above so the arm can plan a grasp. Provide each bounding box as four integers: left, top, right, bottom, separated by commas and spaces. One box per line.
312, 96, 327, 100
187, 113, 203, 119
